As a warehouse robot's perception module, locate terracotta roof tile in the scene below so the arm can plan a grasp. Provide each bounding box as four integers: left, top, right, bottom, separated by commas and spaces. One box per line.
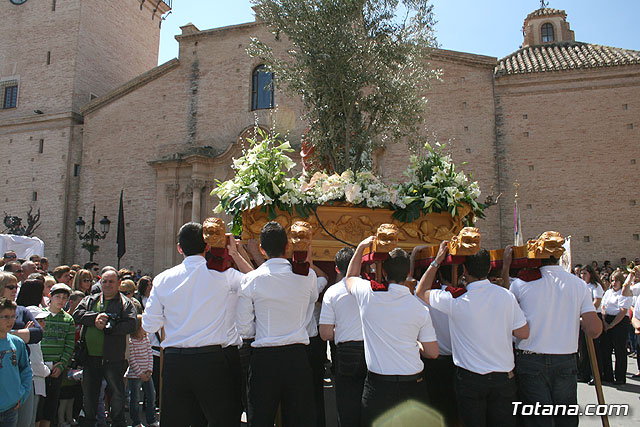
495, 42, 640, 76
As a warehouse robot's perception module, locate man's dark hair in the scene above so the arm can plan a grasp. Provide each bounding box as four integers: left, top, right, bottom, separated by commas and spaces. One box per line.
3, 261, 21, 272
52, 265, 71, 281
540, 256, 559, 266
260, 222, 288, 258
137, 276, 152, 297
437, 264, 462, 286
16, 279, 44, 307
382, 248, 410, 284
464, 249, 491, 280
177, 222, 207, 256
0, 297, 17, 312
83, 262, 98, 270
335, 247, 355, 276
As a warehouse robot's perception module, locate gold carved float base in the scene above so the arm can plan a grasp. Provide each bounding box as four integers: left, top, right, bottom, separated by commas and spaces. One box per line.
241, 204, 472, 262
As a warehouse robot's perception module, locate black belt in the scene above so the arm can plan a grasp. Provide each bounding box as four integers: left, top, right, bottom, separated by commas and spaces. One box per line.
337, 340, 364, 348
252, 343, 307, 353
458, 367, 513, 379
367, 370, 422, 382
151, 346, 162, 352
164, 345, 223, 355
515, 349, 543, 355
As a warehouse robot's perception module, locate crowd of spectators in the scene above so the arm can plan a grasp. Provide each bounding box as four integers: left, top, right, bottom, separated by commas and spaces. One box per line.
0, 250, 156, 427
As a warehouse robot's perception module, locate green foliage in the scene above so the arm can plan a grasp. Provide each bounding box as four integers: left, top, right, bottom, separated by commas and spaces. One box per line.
249, 0, 437, 173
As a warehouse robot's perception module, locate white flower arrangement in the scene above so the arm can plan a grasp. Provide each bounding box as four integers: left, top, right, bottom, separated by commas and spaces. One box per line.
212, 132, 485, 233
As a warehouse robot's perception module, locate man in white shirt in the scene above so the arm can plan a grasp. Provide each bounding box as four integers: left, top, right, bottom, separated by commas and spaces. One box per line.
306, 263, 329, 427
505, 244, 602, 427
142, 222, 249, 427
346, 236, 438, 426
411, 242, 460, 426
319, 247, 365, 427
236, 221, 319, 426
417, 247, 530, 427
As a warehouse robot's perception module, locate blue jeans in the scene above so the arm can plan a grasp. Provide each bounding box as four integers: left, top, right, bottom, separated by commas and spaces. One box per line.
515, 353, 578, 427
127, 377, 156, 425
0, 406, 18, 427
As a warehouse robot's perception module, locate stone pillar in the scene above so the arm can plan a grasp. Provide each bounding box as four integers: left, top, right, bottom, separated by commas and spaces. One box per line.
191, 179, 205, 222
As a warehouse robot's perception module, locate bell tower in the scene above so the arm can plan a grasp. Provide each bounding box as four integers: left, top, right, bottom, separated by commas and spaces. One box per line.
522, 7, 575, 47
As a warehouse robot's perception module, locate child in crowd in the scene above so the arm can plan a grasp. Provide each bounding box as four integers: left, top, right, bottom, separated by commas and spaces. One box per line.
126, 315, 157, 427
38, 284, 75, 427
0, 297, 33, 426
27, 306, 52, 427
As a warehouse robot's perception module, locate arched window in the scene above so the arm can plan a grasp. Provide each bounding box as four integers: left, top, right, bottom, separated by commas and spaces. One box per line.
541, 23, 554, 43
251, 65, 274, 110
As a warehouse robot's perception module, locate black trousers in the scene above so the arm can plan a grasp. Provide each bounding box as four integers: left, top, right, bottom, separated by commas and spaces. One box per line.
423, 355, 460, 426
601, 314, 630, 383
161, 347, 234, 427
308, 335, 327, 427
361, 371, 426, 427
239, 338, 254, 413
577, 313, 604, 380
454, 367, 517, 427
334, 341, 366, 427
248, 344, 316, 427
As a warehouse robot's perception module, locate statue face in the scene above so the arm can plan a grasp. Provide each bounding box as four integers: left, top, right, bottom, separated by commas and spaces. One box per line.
202, 218, 227, 248
374, 224, 399, 253
449, 227, 481, 255
534, 231, 565, 258
290, 221, 313, 252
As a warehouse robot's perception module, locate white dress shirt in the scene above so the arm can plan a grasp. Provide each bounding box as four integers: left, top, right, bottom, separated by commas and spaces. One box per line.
431, 279, 527, 374
223, 269, 247, 347
419, 285, 452, 356
142, 255, 242, 348
601, 288, 633, 316
510, 265, 595, 354
237, 258, 318, 347
350, 278, 436, 376
306, 276, 329, 338
319, 278, 364, 344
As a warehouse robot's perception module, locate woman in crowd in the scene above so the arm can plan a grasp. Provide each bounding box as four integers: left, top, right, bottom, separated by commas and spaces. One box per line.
578, 265, 605, 383
600, 271, 633, 384
135, 276, 153, 310
42, 275, 55, 307
71, 269, 93, 295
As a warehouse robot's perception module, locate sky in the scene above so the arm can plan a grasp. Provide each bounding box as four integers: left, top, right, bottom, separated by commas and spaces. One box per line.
157, 0, 640, 65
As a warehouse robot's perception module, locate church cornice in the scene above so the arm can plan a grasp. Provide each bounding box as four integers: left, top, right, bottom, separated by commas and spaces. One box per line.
0, 111, 83, 128
81, 59, 180, 116
431, 48, 497, 69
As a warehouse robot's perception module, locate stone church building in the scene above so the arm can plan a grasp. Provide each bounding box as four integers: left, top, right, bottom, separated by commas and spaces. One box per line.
1, 1, 638, 274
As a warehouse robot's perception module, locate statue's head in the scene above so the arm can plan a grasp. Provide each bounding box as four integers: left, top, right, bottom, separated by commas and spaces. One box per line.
202, 217, 227, 248
290, 221, 313, 252
449, 227, 481, 256
373, 224, 399, 253
527, 231, 565, 259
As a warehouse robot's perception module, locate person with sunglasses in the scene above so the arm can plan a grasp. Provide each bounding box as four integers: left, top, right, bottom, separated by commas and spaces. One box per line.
72, 269, 94, 295
1, 251, 17, 268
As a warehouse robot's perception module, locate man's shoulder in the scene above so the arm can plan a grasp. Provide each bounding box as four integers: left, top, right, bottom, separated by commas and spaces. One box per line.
324, 281, 348, 300
154, 263, 187, 283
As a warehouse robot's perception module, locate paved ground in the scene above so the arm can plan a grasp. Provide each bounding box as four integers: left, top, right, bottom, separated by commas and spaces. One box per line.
576, 355, 640, 426
319, 355, 640, 427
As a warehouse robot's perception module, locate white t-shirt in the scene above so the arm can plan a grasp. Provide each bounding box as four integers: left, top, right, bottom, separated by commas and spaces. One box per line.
510, 265, 595, 354
142, 256, 242, 348
601, 288, 633, 316
633, 299, 639, 320
587, 282, 604, 301
630, 283, 640, 298
350, 278, 436, 375
306, 276, 329, 338
431, 279, 527, 374
237, 258, 318, 347
417, 285, 452, 356
319, 279, 363, 344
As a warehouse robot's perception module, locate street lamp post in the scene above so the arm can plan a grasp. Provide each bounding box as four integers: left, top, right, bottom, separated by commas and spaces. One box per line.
75, 205, 111, 261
